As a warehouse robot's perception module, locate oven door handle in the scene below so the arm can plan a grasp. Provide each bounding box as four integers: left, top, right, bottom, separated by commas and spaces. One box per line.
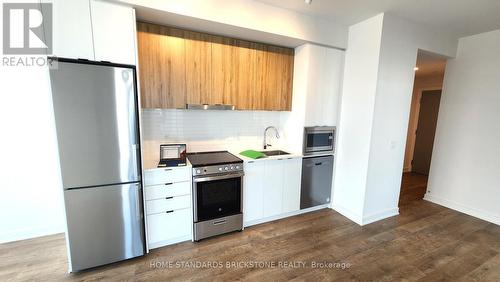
193, 172, 244, 182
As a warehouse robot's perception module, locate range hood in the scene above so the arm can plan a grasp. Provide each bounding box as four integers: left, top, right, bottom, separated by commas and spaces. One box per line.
186, 104, 235, 110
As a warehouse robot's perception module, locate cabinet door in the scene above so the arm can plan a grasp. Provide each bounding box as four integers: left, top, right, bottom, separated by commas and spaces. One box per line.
257, 45, 294, 111
263, 159, 284, 217
185, 31, 212, 105
44, 0, 94, 60
282, 158, 302, 213
137, 23, 186, 108
211, 36, 235, 106
253, 43, 267, 110
90, 0, 136, 65
304, 45, 344, 126
234, 40, 256, 110
243, 161, 265, 222
322, 48, 344, 126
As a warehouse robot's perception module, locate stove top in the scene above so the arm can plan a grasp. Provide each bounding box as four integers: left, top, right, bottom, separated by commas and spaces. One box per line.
187, 151, 243, 167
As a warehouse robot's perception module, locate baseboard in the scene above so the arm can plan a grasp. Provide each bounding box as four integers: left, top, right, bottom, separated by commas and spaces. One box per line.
0, 225, 64, 244
331, 204, 363, 225
424, 194, 500, 226
244, 204, 331, 227
362, 207, 399, 225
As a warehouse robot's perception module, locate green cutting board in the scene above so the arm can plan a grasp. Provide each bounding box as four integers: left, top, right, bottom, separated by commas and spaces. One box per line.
240, 150, 266, 159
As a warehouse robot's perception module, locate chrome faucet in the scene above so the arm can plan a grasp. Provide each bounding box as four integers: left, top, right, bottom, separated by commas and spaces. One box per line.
263, 126, 280, 149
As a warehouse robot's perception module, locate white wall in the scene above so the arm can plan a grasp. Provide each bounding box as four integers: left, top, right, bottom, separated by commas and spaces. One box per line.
362, 14, 457, 223
403, 74, 444, 171
0, 65, 65, 243
332, 14, 384, 224
425, 29, 500, 225
118, 0, 348, 49
333, 13, 458, 225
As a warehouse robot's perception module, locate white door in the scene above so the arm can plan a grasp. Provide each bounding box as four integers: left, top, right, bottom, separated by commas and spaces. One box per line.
90, 0, 137, 65
243, 161, 265, 222
282, 158, 302, 213
262, 160, 284, 218
44, 0, 94, 60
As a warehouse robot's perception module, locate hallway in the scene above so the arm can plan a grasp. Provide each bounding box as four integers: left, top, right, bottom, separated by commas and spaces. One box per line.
399, 172, 428, 206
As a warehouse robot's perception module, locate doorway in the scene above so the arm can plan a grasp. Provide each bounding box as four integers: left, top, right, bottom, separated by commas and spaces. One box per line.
399, 51, 446, 206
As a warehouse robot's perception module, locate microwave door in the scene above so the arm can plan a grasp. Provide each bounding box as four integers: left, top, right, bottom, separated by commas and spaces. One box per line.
306, 132, 333, 152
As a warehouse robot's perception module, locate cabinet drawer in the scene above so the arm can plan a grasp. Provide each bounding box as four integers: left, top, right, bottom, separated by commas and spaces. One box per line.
145, 168, 191, 186
147, 208, 191, 244
146, 195, 191, 215
145, 181, 190, 201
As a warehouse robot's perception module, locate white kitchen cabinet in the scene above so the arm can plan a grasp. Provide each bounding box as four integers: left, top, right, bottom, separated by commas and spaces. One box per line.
243, 156, 302, 225
144, 166, 192, 249
43, 0, 94, 60
282, 158, 302, 213
304, 45, 344, 127
147, 208, 192, 245
263, 160, 285, 218
90, 0, 137, 65
243, 161, 265, 222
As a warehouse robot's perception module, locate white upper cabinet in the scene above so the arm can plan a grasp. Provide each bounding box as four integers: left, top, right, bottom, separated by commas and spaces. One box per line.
304, 45, 344, 127
45, 0, 95, 60
90, 0, 137, 65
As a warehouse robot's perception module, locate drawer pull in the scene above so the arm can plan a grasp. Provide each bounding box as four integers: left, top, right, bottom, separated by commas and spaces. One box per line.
164, 169, 172, 171
213, 219, 226, 226
166, 196, 174, 200
166, 210, 174, 213
164, 183, 173, 186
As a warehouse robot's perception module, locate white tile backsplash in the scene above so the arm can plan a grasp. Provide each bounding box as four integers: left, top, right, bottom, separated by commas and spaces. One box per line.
141, 109, 289, 168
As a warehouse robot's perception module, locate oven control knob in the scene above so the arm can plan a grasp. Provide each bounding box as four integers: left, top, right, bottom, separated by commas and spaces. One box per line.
230, 166, 234, 170
236, 165, 240, 170
218, 167, 223, 171
196, 169, 202, 174
224, 167, 229, 171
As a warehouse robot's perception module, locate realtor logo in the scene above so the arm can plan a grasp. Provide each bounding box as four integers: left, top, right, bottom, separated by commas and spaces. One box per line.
2, 3, 52, 54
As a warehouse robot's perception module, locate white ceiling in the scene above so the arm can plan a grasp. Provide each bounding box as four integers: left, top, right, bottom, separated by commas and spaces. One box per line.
256, 0, 500, 38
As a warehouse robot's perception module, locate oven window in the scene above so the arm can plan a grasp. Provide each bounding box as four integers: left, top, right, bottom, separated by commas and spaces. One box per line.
196, 177, 241, 222
307, 133, 333, 148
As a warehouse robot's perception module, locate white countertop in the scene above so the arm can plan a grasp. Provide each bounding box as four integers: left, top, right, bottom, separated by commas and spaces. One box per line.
143, 148, 302, 170
143, 159, 192, 171
230, 149, 302, 162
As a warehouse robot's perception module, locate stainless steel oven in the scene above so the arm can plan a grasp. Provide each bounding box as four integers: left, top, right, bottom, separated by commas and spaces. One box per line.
188, 152, 244, 241
303, 126, 336, 156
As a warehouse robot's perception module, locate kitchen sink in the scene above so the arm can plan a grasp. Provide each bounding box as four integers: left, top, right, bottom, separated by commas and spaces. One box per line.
260, 150, 290, 156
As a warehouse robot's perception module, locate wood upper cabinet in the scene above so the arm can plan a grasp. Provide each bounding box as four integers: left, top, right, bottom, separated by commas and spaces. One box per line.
184, 31, 213, 105
137, 22, 294, 111
137, 23, 186, 108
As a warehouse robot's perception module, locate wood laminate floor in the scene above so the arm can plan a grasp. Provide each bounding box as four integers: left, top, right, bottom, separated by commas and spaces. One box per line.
2, 195, 500, 281
399, 172, 428, 206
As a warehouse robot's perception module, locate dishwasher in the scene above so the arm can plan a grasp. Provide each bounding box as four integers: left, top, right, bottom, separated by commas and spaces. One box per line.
300, 155, 334, 209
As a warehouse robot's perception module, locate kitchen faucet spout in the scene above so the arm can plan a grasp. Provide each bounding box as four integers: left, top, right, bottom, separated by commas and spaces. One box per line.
263, 126, 280, 149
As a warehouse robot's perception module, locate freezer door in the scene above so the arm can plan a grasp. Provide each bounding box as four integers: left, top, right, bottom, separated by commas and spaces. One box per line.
300, 155, 334, 209
64, 183, 145, 272
50, 61, 140, 189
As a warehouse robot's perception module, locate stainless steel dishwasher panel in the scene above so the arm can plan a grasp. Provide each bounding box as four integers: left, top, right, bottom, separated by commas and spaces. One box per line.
300, 155, 334, 209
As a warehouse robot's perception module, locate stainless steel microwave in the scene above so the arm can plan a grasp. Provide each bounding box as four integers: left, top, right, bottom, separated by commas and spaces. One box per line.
303, 126, 336, 156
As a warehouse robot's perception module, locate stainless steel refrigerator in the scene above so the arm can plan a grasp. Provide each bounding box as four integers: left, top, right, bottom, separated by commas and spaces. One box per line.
49, 58, 145, 272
